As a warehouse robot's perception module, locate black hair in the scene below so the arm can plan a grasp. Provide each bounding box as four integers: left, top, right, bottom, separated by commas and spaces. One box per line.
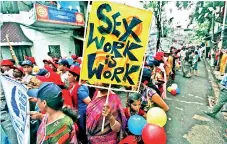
69, 71, 80, 81
99, 83, 109, 93
0, 68, 4, 73
38, 92, 64, 111
195, 51, 198, 55
62, 107, 79, 122
39, 92, 79, 122
127, 93, 142, 107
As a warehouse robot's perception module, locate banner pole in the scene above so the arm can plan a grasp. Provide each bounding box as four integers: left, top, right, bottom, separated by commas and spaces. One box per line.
6, 34, 19, 66
101, 84, 111, 132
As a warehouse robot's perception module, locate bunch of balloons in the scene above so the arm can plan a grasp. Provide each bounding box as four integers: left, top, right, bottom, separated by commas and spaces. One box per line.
167, 83, 180, 96
128, 107, 167, 144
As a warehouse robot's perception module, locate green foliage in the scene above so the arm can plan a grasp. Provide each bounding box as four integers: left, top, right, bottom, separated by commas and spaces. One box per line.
192, 1, 225, 33
176, 1, 192, 10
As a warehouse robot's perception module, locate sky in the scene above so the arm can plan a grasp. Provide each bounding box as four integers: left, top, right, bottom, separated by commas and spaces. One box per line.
164, 1, 196, 29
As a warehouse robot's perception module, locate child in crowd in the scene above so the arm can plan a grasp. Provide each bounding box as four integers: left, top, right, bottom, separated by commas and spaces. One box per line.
123, 93, 146, 144
192, 51, 199, 76
124, 93, 146, 119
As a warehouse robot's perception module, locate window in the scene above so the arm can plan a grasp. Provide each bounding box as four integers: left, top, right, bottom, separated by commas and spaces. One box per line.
48, 45, 61, 58
1, 46, 32, 64
0, 1, 19, 14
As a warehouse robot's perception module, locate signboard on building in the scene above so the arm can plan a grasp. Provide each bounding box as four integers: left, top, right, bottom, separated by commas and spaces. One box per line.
35, 3, 84, 26
81, 1, 153, 86
0, 76, 30, 144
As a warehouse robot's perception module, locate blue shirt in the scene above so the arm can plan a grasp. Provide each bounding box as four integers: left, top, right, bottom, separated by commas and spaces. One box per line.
77, 85, 89, 114
221, 73, 227, 89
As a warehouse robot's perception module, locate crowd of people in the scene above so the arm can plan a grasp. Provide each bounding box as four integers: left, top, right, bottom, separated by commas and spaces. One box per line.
0, 45, 209, 144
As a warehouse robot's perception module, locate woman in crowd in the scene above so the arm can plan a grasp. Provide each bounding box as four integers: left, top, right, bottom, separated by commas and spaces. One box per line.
28, 82, 78, 144
67, 65, 91, 143
139, 79, 169, 112
86, 83, 126, 144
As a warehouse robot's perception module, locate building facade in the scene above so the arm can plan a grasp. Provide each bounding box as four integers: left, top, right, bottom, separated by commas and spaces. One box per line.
0, 1, 87, 67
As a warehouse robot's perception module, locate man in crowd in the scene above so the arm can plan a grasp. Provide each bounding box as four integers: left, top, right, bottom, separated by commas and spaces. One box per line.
0, 60, 18, 144
204, 73, 227, 117
1, 59, 14, 77
12, 66, 24, 81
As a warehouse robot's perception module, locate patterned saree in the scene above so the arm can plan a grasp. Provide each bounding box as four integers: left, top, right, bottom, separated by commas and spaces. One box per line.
36, 115, 77, 144
86, 92, 126, 144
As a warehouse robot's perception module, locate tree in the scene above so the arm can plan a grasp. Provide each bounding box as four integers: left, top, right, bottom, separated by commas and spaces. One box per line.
190, 1, 225, 35
176, 1, 193, 10
142, 1, 168, 51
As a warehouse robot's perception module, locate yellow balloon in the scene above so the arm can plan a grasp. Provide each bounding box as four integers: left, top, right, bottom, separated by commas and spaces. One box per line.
147, 107, 167, 127
167, 87, 173, 92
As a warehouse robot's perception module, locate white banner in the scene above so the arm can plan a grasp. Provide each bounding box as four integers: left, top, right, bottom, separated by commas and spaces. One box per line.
0, 76, 30, 144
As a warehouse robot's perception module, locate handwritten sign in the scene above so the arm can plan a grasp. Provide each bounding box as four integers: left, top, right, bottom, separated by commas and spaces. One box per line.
0, 76, 30, 144
81, 1, 153, 86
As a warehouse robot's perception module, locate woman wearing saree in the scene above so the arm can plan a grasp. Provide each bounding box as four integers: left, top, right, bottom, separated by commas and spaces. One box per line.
28, 82, 78, 144
86, 83, 126, 144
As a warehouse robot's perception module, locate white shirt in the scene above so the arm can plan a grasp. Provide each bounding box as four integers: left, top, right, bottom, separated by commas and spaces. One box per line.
22, 74, 33, 84
60, 71, 69, 87
3, 69, 14, 77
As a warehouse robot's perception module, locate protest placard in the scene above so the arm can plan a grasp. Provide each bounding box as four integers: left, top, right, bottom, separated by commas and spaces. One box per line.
0, 76, 30, 144
81, 1, 153, 87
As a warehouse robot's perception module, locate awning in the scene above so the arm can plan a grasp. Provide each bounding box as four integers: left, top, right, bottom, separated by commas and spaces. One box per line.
0, 22, 33, 46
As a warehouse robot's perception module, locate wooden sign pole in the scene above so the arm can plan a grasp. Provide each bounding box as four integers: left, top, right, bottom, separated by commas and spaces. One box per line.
6, 34, 19, 66
101, 84, 112, 132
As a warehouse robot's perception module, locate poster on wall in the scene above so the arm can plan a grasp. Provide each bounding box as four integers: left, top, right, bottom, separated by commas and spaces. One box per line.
0, 76, 30, 144
81, 1, 153, 86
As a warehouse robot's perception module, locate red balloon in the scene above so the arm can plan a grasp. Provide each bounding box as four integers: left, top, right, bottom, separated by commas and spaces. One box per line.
171, 89, 177, 96
142, 124, 167, 144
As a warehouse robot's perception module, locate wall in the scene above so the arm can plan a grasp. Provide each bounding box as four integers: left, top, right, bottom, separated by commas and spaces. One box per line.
20, 25, 75, 67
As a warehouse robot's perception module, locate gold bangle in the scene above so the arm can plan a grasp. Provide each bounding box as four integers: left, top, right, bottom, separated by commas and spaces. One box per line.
110, 120, 117, 128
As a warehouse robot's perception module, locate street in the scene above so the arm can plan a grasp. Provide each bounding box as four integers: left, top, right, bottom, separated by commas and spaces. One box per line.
165, 59, 227, 144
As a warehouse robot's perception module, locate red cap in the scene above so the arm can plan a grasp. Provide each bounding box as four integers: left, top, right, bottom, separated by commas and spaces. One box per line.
44, 65, 54, 72
67, 65, 80, 75
48, 61, 58, 69
43, 59, 50, 63
25, 56, 36, 64
76, 57, 82, 64
13, 66, 24, 74
1, 60, 14, 66
36, 71, 64, 86
156, 52, 164, 57
153, 52, 164, 61
71, 54, 78, 60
